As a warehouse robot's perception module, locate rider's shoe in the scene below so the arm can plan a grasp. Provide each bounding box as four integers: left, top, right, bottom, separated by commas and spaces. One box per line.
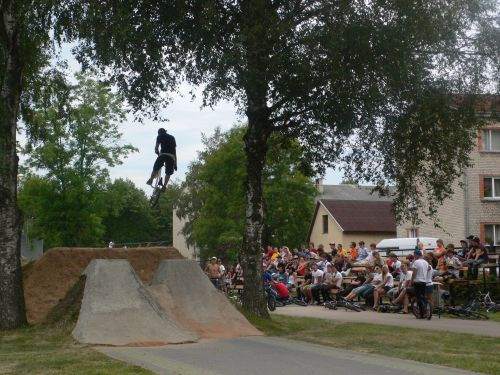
146, 178, 153, 186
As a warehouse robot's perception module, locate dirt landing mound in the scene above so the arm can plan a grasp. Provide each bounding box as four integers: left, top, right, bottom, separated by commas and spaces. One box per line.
73, 259, 197, 346
24, 247, 183, 323
149, 259, 261, 339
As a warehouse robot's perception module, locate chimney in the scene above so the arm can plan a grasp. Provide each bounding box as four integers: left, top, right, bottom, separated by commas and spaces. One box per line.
315, 178, 324, 194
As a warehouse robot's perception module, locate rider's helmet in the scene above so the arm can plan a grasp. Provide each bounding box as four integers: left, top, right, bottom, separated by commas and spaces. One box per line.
158, 128, 167, 135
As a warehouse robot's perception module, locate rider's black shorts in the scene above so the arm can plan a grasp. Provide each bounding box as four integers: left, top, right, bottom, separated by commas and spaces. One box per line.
153, 154, 174, 175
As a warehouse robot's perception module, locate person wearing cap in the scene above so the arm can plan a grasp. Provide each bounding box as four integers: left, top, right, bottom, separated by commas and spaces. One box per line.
204, 257, 222, 289
410, 249, 431, 318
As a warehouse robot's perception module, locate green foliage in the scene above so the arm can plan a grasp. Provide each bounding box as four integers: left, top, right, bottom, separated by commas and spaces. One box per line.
18, 72, 137, 248
62, 0, 500, 224
176, 126, 316, 260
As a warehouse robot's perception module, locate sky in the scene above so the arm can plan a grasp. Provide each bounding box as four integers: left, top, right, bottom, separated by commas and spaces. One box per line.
44, 45, 343, 191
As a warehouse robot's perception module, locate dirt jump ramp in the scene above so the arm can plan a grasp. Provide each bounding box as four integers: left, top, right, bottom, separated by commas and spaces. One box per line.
149, 259, 261, 339
73, 259, 198, 346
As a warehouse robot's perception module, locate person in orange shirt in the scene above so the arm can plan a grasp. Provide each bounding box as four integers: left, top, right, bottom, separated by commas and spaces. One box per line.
434, 239, 446, 257
349, 241, 358, 262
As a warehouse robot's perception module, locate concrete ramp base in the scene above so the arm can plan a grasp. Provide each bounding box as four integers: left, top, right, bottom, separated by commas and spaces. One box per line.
73, 259, 198, 346
150, 259, 261, 338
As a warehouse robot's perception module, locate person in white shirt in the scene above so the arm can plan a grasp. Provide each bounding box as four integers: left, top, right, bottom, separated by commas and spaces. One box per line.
373, 265, 394, 310
390, 264, 413, 313
320, 264, 343, 302
410, 250, 431, 318
344, 266, 383, 302
310, 263, 324, 305
425, 257, 435, 309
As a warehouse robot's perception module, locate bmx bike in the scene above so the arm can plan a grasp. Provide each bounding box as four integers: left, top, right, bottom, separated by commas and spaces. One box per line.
149, 167, 165, 208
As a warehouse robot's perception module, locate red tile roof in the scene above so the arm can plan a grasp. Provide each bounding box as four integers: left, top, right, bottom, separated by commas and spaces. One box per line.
320, 199, 396, 233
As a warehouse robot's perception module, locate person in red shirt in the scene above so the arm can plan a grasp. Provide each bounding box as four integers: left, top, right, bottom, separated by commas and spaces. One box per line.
272, 278, 290, 299
309, 242, 318, 254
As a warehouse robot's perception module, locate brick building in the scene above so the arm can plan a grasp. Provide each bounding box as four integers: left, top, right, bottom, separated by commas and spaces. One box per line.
397, 97, 500, 245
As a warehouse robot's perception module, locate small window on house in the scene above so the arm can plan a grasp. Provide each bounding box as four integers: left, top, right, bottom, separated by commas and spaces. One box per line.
322, 215, 328, 233
482, 129, 500, 151
483, 177, 500, 199
484, 224, 500, 245
407, 228, 417, 238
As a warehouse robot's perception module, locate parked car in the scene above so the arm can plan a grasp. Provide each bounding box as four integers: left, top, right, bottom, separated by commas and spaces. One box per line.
376, 237, 439, 256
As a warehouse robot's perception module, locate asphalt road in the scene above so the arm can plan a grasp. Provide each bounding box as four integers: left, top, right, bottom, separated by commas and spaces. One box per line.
100, 336, 481, 375
274, 305, 500, 337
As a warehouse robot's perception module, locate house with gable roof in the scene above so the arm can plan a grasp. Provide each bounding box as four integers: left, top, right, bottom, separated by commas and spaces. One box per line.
307, 184, 397, 248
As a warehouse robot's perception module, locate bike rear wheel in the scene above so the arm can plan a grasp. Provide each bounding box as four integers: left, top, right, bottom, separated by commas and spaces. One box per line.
267, 295, 277, 311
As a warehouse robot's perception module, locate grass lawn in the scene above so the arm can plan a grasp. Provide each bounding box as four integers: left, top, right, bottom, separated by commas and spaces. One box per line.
0, 325, 152, 375
243, 312, 500, 375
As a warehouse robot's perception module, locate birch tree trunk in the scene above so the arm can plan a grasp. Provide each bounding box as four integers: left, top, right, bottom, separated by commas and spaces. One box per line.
0, 0, 27, 329
241, 104, 271, 318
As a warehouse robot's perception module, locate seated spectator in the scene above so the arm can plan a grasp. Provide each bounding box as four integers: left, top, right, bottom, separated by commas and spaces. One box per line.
434, 239, 446, 257
389, 263, 412, 313
349, 242, 358, 262
457, 240, 470, 260
329, 243, 337, 256
356, 241, 370, 262
296, 256, 308, 276
272, 276, 290, 300
340, 269, 368, 298
297, 267, 312, 302
444, 247, 462, 279
337, 243, 348, 256
370, 250, 385, 268
387, 253, 402, 278
339, 254, 352, 277
344, 265, 383, 303
320, 264, 342, 302
309, 242, 318, 255
464, 236, 489, 279
276, 264, 288, 284
373, 265, 394, 310
309, 262, 324, 305
287, 269, 298, 292
316, 253, 331, 272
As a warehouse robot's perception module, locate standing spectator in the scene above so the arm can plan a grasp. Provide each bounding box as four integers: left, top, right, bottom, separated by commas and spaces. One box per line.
356, 241, 370, 261
108, 241, 114, 248
217, 259, 226, 292
204, 257, 222, 289
410, 250, 431, 319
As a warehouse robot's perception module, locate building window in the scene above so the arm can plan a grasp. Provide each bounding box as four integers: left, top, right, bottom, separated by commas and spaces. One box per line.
482, 129, 500, 151
483, 177, 500, 199
322, 215, 328, 234
407, 228, 418, 238
484, 224, 500, 245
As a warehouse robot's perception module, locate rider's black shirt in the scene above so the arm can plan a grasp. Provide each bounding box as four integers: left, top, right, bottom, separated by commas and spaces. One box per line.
157, 133, 176, 155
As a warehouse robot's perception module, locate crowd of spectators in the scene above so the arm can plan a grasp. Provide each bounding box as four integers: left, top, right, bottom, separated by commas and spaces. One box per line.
207, 236, 493, 318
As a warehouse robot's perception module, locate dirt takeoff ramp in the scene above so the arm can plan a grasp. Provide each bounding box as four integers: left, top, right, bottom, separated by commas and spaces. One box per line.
73, 259, 198, 346
149, 259, 261, 339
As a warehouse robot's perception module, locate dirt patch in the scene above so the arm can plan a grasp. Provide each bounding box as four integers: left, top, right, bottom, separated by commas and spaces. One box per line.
24, 247, 183, 323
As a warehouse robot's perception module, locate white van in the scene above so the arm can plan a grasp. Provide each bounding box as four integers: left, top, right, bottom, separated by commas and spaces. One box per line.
376, 237, 439, 256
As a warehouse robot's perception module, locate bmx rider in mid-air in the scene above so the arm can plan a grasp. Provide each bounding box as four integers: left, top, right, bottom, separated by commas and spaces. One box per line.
146, 127, 177, 190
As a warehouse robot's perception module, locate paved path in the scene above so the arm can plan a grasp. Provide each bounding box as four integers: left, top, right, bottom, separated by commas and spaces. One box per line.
274, 305, 500, 337
100, 336, 481, 375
